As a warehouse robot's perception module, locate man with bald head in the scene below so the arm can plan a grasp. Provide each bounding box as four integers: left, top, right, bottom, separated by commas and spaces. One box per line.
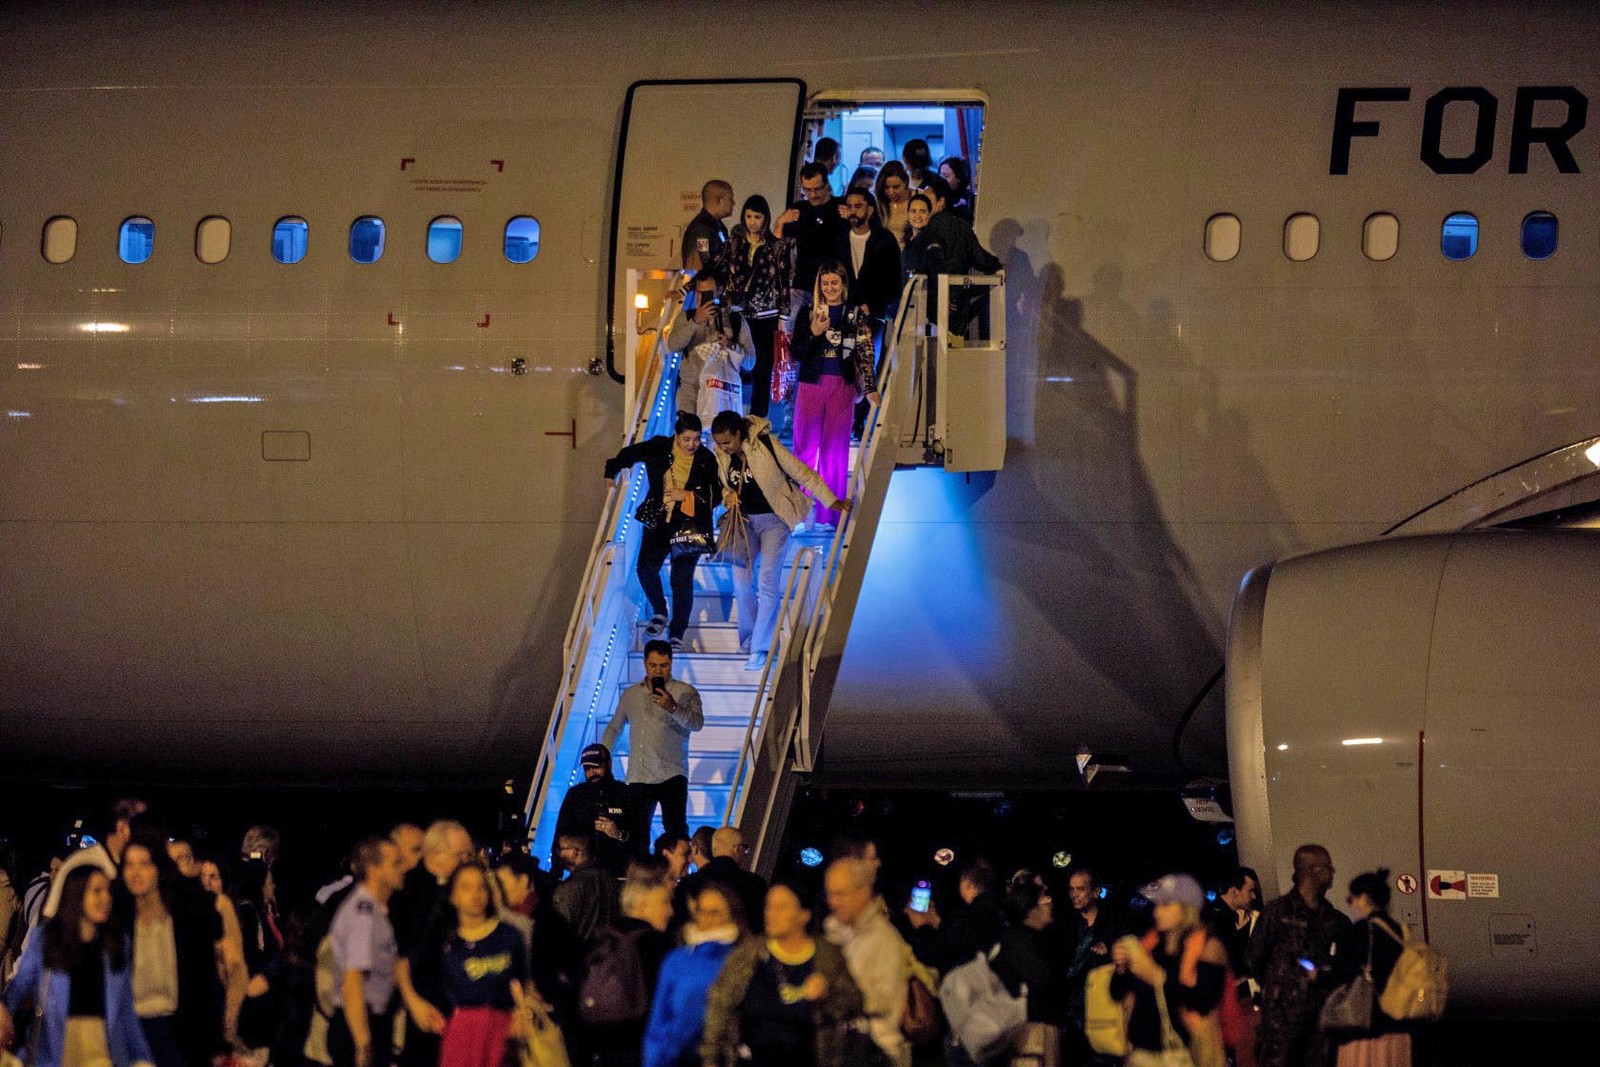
392, 820, 475, 1067
824, 858, 911, 1067
1248, 844, 1351, 1067
675, 826, 767, 933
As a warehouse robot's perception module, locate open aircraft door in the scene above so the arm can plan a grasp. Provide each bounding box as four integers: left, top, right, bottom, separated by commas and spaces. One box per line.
606, 79, 805, 410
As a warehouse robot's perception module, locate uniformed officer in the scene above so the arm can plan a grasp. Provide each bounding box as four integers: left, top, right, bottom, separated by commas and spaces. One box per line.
682, 179, 734, 271
328, 836, 407, 1067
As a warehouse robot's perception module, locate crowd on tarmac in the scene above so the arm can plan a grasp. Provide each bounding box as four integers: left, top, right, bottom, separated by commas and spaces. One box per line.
0, 792, 1436, 1067
608, 138, 1004, 669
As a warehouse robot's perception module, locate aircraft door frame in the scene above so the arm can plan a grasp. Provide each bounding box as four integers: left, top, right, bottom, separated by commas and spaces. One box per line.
604, 79, 807, 392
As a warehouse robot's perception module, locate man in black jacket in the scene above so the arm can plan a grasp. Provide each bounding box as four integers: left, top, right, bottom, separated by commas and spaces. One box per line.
837, 188, 902, 326
774, 162, 848, 325
675, 825, 767, 934
837, 188, 902, 437
553, 743, 640, 877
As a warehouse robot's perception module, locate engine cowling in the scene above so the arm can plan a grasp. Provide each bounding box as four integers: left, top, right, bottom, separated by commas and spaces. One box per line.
1227, 529, 1600, 1017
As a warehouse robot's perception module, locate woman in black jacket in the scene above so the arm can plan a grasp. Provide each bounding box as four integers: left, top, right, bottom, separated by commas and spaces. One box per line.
119, 830, 228, 1067
604, 411, 720, 647
716, 195, 792, 418
1323, 869, 1412, 1067
790, 264, 878, 531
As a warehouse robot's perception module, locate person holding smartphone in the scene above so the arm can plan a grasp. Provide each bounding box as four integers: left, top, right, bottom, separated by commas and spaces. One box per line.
789, 264, 878, 531
603, 641, 705, 846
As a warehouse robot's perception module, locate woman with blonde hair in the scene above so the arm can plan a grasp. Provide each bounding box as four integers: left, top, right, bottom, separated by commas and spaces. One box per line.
789, 263, 878, 531
1109, 874, 1228, 1067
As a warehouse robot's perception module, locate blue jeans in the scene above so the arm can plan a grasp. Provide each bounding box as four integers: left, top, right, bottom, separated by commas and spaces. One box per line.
733, 512, 791, 655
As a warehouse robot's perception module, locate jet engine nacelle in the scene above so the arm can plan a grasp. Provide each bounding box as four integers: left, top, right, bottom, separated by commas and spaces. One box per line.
1227, 530, 1600, 1018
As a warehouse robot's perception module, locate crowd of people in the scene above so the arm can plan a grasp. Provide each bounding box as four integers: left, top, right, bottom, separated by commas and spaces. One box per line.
613, 140, 1003, 670
0, 802, 1432, 1067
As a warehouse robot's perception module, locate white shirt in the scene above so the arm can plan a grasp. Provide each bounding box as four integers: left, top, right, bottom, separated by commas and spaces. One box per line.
849, 229, 870, 277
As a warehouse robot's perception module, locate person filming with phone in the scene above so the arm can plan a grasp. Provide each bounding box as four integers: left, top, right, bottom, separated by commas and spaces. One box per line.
603, 640, 705, 847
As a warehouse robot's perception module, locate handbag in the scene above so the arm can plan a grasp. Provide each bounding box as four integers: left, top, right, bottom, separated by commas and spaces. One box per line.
714, 502, 752, 567
511, 988, 572, 1067
901, 945, 942, 1045
1151, 975, 1197, 1067
772, 327, 797, 404
634, 497, 665, 530
1318, 925, 1375, 1036
669, 525, 714, 560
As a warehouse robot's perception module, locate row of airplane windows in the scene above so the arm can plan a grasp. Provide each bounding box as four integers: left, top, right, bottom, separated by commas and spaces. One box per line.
20, 215, 543, 267
1204, 210, 1562, 263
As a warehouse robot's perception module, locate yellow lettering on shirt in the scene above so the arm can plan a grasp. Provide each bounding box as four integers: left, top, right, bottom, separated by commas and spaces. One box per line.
463, 952, 512, 981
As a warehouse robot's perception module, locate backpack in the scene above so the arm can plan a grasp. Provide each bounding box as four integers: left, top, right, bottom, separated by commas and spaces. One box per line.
579, 925, 650, 1025
1082, 963, 1128, 1057
1376, 921, 1448, 1021
938, 949, 1027, 1061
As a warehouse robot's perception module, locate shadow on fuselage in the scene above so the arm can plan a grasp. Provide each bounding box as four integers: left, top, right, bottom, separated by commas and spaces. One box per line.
826, 220, 1297, 787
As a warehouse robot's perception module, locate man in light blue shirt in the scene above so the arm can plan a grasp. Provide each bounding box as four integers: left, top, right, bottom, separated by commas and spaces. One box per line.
328, 836, 405, 1067
602, 639, 704, 842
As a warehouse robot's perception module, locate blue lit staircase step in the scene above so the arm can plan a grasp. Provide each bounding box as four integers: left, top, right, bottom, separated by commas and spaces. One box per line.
634, 621, 743, 653
624, 650, 765, 687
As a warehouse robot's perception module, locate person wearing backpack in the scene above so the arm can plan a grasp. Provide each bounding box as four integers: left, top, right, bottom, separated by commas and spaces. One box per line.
989, 872, 1066, 1067
583, 862, 674, 1067
1108, 874, 1228, 1067
1318, 870, 1413, 1067
700, 879, 863, 1067
708, 410, 851, 670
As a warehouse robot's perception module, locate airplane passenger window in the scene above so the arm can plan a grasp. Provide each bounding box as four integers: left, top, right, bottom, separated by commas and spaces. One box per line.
1362, 213, 1399, 261
349, 216, 385, 264
1204, 214, 1241, 262
504, 216, 540, 263
1521, 212, 1558, 260
119, 217, 155, 264
42, 216, 77, 264
195, 216, 231, 264
1441, 212, 1478, 261
427, 216, 463, 264
1283, 213, 1319, 262
272, 217, 309, 264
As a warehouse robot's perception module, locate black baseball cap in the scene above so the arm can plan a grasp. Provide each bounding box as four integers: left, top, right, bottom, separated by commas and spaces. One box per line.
580, 743, 611, 769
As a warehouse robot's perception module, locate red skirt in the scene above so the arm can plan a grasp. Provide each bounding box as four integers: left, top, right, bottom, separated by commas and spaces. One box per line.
441, 1004, 515, 1067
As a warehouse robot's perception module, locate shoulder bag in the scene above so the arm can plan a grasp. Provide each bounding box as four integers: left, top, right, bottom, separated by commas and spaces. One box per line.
1317, 923, 1375, 1036
1151, 974, 1197, 1067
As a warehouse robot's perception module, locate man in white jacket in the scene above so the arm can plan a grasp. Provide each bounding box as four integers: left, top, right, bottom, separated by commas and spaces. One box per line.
824, 857, 911, 1067
709, 412, 851, 670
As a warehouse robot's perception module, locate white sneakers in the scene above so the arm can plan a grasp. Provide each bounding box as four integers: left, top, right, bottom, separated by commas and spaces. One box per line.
743, 653, 766, 671
644, 614, 668, 638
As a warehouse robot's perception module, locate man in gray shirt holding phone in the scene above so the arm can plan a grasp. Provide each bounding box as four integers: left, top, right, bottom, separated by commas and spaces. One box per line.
602, 638, 704, 845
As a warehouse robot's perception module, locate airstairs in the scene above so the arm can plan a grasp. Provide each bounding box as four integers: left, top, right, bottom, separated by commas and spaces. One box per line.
525, 273, 1007, 872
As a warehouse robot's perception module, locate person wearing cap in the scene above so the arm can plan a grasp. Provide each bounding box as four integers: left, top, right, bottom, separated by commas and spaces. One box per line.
553, 744, 640, 878
601, 639, 704, 847
1110, 873, 1229, 1067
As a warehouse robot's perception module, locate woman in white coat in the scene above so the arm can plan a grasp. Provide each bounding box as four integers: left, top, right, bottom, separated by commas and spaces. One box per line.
708, 410, 851, 670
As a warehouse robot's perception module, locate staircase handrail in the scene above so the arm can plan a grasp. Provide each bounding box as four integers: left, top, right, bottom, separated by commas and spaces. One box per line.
796, 276, 927, 751
524, 290, 685, 831
725, 545, 820, 825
